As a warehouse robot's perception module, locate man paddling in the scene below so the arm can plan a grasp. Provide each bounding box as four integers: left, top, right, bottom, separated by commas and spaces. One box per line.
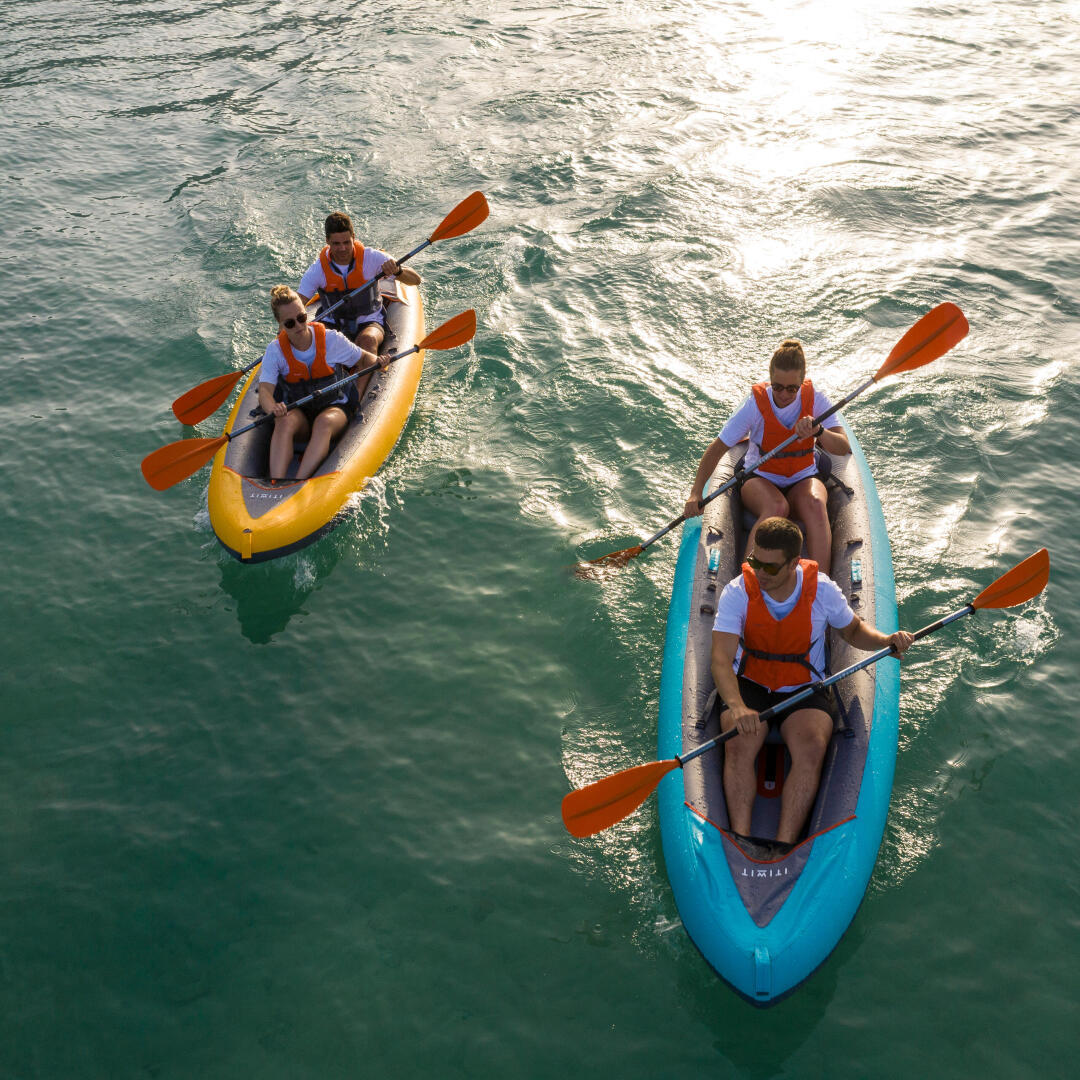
298, 212, 421, 401
711, 516, 913, 847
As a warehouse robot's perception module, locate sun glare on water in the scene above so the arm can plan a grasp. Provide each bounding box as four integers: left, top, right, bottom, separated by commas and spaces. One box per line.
689, 0, 920, 181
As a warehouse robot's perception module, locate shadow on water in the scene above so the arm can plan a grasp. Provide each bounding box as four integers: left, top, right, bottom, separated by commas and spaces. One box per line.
679, 919, 861, 1078
216, 538, 343, 644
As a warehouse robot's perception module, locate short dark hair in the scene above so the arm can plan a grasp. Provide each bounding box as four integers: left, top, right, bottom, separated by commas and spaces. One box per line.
324, 212, 354, 239
754, 517, 803, 563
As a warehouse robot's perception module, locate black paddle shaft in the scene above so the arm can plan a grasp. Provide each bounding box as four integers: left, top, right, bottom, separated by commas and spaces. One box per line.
222, 346, 417, 444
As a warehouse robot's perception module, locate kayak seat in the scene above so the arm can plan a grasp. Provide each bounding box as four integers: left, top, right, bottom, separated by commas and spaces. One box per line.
247, 405, 356, 459
738, 452, 836, 539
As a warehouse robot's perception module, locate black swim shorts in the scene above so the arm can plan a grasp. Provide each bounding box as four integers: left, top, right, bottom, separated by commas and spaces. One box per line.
721, 674, 836, 728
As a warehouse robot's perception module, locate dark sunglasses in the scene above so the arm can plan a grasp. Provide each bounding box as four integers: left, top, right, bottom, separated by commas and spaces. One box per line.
746, 553, 790, 575
281, 312, 309, 329
770, 380, 801, 394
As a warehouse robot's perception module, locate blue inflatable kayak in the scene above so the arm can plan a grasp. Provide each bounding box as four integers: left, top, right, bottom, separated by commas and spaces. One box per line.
657, 419, 900, 1004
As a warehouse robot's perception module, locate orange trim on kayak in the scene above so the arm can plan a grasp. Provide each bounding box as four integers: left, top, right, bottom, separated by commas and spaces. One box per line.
223, 468, 342, 487
686, 802, 856, 864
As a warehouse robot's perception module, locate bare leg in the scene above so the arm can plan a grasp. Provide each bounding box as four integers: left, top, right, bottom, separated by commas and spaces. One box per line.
786, 477, 831, 573
269, 410, 311, 480
353, 322, 386, 401
776, 708, 832, 845
720, 707, 770, 836
296, 406, 349, 479
740, 477, 790, 560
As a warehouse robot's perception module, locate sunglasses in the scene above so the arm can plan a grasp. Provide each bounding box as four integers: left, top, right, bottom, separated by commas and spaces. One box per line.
770, 380, 801, 395
281, 311, 309, 330
746, 553, 790, 575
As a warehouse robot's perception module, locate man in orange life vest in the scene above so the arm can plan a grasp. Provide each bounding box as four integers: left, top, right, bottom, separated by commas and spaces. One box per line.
257, 285, 378, 481
684, 338, 848, 573
711, 517, 913, 846
298, 211, 421, 401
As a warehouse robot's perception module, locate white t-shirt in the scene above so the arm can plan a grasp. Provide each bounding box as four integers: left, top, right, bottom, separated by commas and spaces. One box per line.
259, 329, 368, 406
719, 386, 842, 487
299, 247, 391, 327
712, 565, 856, 691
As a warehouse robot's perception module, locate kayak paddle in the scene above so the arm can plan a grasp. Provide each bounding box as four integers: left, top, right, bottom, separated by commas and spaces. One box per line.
170, 191, 489, 425
143, 309, 476, 491
562, 547, 1049, 837
575, 302, 969, 576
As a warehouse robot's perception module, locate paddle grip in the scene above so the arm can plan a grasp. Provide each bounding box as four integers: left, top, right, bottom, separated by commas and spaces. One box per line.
690, 687, 824, 760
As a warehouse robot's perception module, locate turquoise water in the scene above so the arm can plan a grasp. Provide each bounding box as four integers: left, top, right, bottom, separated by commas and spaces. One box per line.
2, 1, 1077, 1076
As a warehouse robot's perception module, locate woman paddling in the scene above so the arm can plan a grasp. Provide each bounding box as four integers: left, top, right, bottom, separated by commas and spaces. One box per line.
683, 338, 850, 573
256, 285, 379, 482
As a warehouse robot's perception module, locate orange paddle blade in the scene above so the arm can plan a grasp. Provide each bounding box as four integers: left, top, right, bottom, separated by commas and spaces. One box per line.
875, 302, 969, 380
562, 758, 681, 838
572, 544, 644, 578
429, 191, 489, 243
141, 434, 228, 491
171, 369, 245, 425
419, 309, 476, 351
972, 549, 1050, 610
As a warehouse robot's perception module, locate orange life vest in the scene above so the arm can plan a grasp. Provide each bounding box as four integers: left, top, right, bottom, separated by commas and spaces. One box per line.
317, 241, 380, 322
319, 241, 366, 291
738, 559, 821, 690
277, 322, 333, 382
752, 379, 816, 478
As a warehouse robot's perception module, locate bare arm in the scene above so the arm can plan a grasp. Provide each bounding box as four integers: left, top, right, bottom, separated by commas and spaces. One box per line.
710, 630, 762, 736
380, 258, 420, 286
817, 424, 849, 456
348, 348, 380, 372
684, 437, 731, 518
257, 383, 287, 417
839, 615, 913, 655
794, 415, 849, 456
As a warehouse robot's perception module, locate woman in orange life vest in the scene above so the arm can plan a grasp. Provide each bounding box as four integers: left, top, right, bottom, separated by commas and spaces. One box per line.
683, 338, 850, 573
711, 517, 913, 846
256, 286, 379, 482
298, 211, 421, 401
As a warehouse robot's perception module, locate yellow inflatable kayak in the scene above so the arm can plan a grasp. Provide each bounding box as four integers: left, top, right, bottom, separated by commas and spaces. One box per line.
208, 284, 425, 562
